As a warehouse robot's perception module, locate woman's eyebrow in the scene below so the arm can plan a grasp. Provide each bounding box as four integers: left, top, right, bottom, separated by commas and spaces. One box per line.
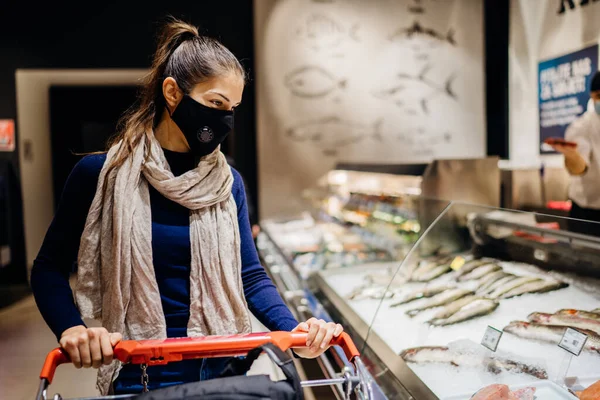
210, 91, 230, 102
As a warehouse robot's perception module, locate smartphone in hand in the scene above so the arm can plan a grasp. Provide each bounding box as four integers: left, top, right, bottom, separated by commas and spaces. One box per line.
544, 137, 577, 148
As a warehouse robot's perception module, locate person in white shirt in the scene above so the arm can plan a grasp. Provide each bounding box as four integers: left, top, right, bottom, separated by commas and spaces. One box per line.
549, 71, 600, 235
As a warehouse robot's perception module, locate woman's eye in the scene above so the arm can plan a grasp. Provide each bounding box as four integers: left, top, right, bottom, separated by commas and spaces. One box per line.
211, 100, 223, 107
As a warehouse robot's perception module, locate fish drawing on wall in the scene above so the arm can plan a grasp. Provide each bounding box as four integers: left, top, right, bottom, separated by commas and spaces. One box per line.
286, 116, 384, 156
295, 13, 360, 53
372, 65, 457, 114
408, 0, 438, 14
285, 66, 346, 98
408, 0, 425, 14
398, 131, 452, 145
389, 21, 456, 48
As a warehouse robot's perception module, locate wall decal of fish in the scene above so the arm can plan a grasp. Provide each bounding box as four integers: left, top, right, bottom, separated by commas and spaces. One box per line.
295, 13, 360, 52
372, 64, 457, 114
285, 116, 384, 156
284, 66, 347, 98
389, 20, 456, 47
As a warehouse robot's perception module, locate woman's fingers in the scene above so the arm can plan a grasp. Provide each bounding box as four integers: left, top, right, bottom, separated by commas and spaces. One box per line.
333, 323, 344, 337
61, 336, 82, 368
100, 331, 114, 366
78, 334, 92, 368
306, 318, 321, 347
109, 332, 123, 346
319, 324, 337, 350
309, 320, 328, 351
87, 329, 103, 369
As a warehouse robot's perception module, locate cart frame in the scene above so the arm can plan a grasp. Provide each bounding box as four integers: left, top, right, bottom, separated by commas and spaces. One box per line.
36, 331, 380, 400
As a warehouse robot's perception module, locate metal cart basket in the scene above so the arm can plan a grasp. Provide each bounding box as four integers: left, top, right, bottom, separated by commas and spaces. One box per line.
36, 331, 382, 400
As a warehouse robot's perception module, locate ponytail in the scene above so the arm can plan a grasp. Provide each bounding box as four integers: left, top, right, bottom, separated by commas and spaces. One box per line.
103, 16, 244, 178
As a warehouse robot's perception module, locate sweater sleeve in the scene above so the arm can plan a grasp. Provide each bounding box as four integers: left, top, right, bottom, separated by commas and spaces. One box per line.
231, 169, 299, 332
30, 155, 106, 340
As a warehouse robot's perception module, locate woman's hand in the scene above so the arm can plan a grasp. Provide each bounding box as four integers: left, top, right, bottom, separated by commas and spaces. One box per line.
60, 325, 122, 368
292, 318, 344, 359
550, 143, 578, 156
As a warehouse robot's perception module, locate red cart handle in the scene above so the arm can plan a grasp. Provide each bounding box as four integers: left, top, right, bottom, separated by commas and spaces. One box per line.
40, 331, 360, 384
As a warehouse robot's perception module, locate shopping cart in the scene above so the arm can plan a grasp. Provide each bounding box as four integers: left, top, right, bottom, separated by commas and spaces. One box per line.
36, 331, 382, 400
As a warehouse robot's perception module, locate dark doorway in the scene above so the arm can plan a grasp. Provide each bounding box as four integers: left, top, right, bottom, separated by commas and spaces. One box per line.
49, 85, 139, 210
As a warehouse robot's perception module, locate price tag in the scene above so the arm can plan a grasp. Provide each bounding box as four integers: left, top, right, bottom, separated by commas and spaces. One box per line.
558, 327, 588, 356
534, 249, 548, 262
481, 326, 503, 352
450, 256, 466, 271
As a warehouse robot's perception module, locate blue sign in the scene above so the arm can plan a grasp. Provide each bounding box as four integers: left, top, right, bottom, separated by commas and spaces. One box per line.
539, 44, 598, 153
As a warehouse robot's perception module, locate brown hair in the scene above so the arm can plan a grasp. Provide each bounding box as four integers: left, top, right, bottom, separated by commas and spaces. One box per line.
104, 16, 244, 175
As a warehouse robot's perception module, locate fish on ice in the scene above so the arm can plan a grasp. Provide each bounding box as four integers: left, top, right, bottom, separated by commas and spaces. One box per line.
556, 309, 600, 321
430, 298, 499, 326
392, 284, 454, 306
399, 346, 548, 379
486, 276, 540, 299
400, 288, 473, 316
528, 310, 600, 334
501, 279, 567, 299
413, 263, 451, 282
453, 259, 491, 278
481, 275, 517, 295
503, 321, 600, 354
429, 295, 481, 321
476, 270, 510, 293
457, 263, 502, 282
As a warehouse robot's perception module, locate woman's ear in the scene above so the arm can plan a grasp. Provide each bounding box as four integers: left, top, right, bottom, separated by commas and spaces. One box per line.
163, 77, 182, 113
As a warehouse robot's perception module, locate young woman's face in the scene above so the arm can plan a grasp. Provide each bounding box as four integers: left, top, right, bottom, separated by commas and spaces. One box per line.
163, 72, 244, 112
188, 73, 244, 111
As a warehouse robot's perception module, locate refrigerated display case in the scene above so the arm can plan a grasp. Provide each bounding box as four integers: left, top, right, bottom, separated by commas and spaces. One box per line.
259, 199, 600, 399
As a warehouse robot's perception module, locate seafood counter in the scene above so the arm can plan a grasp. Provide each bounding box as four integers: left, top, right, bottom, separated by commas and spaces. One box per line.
320, 255, 600, 399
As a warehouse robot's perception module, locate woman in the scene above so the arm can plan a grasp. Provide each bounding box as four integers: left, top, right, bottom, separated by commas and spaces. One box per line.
31, 18, 343, 395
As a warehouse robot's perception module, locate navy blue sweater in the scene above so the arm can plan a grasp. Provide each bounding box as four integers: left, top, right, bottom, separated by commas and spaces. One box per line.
31, 150, 298, 340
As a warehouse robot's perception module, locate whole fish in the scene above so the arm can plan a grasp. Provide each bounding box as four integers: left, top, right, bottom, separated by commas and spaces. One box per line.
401, 288, 473, 316
503, 321, 600, 353
430, 299, 499, 326
477, 271, 510, 293
414, 264, 451, 282
399, 346, 547, 379
392, 284, 454, 306
411, 259, 446, 280
487, 276, 540, 299
502, 279, 567, 299
529, 311, 600, 334
453, 259, 490, 278
400, 346, 466, 364
481, 275, 517, 295
556, 309, 600, 321
430, 295, 481, 321
365, 273, 406, 288
457, 264, 502, 282
346, 286, 395, 301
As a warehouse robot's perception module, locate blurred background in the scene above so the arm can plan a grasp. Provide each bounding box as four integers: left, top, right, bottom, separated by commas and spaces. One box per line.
2, 1, 600, 399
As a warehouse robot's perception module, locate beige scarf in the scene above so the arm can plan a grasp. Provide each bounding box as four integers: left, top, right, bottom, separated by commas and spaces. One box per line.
74, 136, 252, 394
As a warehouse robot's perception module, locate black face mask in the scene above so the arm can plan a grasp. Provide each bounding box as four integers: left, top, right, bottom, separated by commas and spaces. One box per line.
169, 94, 234, 157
